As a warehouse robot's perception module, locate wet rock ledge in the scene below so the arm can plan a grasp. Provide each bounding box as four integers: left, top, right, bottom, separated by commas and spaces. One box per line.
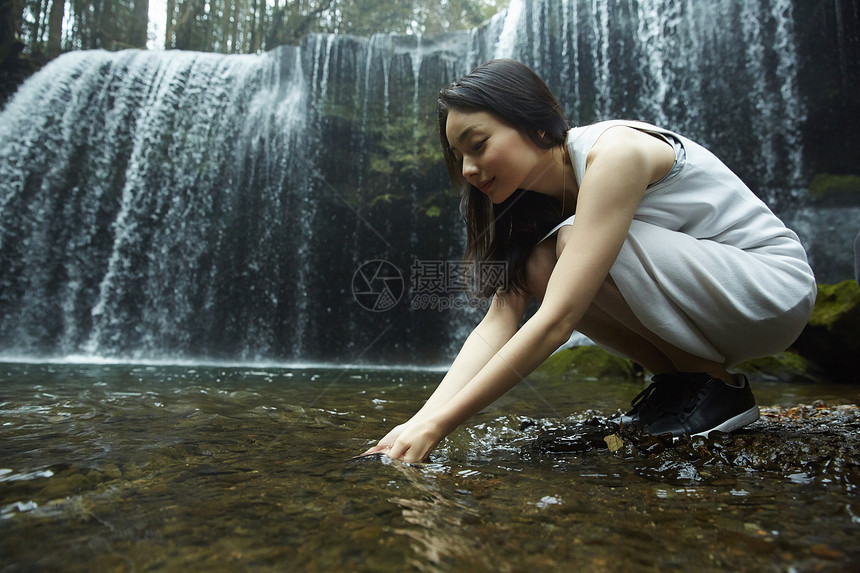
526, 403, 860, 487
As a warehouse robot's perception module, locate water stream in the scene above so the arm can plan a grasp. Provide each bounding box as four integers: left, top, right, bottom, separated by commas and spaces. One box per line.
1, 362, 857, 571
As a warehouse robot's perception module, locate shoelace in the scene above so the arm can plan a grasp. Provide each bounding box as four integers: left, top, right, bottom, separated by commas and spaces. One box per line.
661, 375, 714, 420
628, 375, 680, 424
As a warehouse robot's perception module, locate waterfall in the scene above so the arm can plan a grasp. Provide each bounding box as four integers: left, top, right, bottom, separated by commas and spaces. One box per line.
590, 0, 612, 119
495, 0, 524, 59
0, 0, 855, 365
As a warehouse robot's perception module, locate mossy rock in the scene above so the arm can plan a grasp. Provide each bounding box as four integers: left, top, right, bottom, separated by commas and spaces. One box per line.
808, 173, 860, 205
735, 351, 824, 383
534, 346, 638, 381
792, 281, 860, 383
808, 280, 860, 327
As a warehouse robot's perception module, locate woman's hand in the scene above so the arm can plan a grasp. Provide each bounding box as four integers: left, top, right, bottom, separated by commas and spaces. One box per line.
361, 423, 410, 457
386, 418, 445, 463
360, 292, 527, 463
361, 419, 445, 462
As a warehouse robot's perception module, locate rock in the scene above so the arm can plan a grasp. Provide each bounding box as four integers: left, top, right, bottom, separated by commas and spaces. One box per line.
529, 417, 619, 455
735, 351, 824, 383
855, 228, 860, 286
536, 282, 860, 384
808, 173, 860, 206
534, 346, 639, 381
527, 403, 860, 487
792, 281, 860, 382
39, 471, 94, 499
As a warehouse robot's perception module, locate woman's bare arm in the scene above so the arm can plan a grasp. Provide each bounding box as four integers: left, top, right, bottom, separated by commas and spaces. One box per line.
361, 289, 528, 455
385, 127, 674, 462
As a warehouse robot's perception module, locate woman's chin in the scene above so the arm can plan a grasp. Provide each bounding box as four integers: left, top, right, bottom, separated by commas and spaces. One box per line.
488, 187, 515, 204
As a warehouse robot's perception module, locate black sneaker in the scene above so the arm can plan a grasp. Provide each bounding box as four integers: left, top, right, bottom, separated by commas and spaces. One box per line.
617, 373, 683, 427
644, 373, 760, 438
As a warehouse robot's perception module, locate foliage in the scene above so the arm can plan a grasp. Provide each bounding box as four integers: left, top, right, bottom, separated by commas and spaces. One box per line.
10, 0, 509, 59
168, 0, 508, 52
17, 0, 151, 56
329, 0, 507, 36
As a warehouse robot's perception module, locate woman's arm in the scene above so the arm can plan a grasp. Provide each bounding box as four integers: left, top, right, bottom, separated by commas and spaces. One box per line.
361, 289, 528, 456
385, 126, 674, 462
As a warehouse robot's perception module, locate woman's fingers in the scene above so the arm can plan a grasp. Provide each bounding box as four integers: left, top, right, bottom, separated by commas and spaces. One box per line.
360, 443, 390, 456
388, 434, 432, 463
387, 442, 408, 461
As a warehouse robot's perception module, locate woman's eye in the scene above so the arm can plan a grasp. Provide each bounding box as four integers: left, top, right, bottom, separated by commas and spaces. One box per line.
473, 138, 488, 151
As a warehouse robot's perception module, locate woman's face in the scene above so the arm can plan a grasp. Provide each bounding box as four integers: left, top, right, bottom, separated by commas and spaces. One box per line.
445, 110, 548, 204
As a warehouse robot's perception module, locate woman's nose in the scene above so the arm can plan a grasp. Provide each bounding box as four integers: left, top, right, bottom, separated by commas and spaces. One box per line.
462, 156, 478, 181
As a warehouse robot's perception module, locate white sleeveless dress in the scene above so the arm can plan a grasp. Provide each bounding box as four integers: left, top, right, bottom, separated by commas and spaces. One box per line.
544, 120, 816, 366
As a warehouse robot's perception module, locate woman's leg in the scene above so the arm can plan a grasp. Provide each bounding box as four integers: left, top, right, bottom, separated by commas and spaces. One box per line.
527, 237, 758, 436
527, 237, 734, 384
579, 277, 736, 385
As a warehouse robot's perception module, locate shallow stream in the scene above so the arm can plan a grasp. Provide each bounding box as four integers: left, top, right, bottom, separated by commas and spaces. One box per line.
1, 362, 858, 571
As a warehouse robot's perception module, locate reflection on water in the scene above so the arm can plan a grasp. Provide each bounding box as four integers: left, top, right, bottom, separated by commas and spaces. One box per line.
0, 362, 857, 571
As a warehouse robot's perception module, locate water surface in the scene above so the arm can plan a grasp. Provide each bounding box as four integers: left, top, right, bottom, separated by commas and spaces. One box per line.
1, 362, 857, 571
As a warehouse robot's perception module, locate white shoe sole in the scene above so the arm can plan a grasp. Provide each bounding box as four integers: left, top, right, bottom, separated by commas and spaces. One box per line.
693, 405, 760, 438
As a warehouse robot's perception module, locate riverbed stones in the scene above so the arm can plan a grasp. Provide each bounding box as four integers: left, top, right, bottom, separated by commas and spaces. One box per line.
526, 403, 860, 487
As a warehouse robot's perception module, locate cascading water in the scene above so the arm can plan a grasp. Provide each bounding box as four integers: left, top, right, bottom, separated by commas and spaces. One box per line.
495, 0, 524, 59
0, 0, 856, 365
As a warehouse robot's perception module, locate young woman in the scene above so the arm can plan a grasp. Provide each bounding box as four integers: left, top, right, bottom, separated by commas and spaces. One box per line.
363, 59, 816, 463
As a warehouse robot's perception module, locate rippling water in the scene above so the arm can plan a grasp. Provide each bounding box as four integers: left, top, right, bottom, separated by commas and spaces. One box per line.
1, 362, 857, 571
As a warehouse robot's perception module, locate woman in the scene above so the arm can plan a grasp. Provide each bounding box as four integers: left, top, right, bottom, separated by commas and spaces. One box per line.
363, 59, 816, 463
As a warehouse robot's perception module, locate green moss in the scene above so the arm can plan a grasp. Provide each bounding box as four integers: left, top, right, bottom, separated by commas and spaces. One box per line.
534, 346, 637, 380
369, 157, 394, 174
736, 351, 822, 383
369, 193, 394, 207
808, 280, 860, 328
809, 173, 860, 196
792, 281, 860, 382
535, 348, 577, 377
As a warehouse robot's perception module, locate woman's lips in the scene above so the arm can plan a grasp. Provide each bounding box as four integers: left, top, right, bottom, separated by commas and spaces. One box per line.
478, 178, 494, 194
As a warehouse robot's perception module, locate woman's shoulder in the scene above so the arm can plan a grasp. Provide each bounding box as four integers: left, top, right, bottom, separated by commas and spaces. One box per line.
568, 120, 643, 150
566, 121, 646, 183
567, 120, 682, 183
569, 120, 676, 140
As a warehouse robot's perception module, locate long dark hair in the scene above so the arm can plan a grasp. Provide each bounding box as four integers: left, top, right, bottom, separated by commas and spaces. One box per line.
437, 59, 570, 298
